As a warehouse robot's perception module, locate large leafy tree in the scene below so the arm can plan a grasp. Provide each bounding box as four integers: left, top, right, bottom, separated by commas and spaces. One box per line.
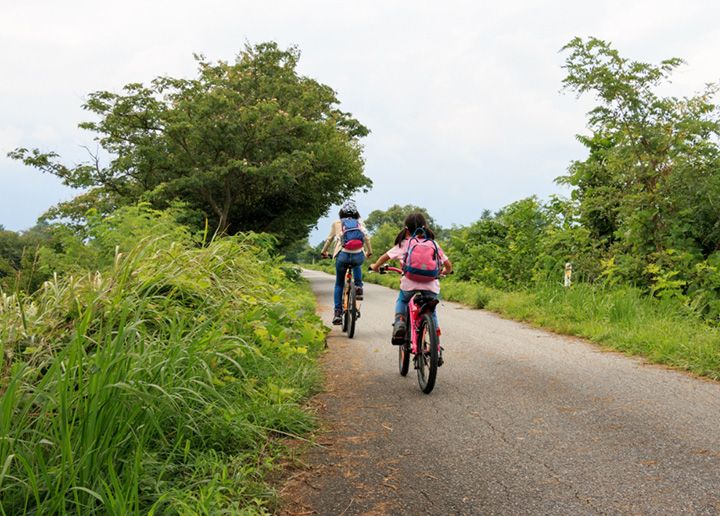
557, 37, 720, 280
11, 42, 371, 247
364, 204, 438, 234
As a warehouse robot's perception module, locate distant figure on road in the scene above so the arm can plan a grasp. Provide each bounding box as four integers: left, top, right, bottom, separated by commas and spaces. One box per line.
321, 200, 372, 325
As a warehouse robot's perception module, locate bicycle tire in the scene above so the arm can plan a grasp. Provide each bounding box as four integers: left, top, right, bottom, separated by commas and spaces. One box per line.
342, 278, 351, 333
416, 312, 438, 394
398, 334, 410, 376
347, 282, 357, 338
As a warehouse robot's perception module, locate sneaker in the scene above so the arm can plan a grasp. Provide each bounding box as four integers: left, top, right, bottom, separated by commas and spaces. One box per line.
356, 286, 364, 300
437, 346, 444, 367
391, 314, 406, 344
332, 309, 342, 325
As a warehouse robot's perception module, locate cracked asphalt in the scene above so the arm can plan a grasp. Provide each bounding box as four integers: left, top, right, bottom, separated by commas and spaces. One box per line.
278, 270, 720, 515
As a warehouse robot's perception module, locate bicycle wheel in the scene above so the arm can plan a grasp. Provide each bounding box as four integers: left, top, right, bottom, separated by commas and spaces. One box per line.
342, 279, 351, 333
416, 312, 439, 394
398, 334, 410, 376
346, 282, 357, 338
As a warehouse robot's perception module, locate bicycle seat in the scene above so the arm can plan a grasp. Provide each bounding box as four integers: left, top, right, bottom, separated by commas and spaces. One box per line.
413, 293, 437, 307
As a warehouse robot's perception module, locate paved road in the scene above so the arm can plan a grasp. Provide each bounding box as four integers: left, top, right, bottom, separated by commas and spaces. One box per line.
281, 270, 720, 516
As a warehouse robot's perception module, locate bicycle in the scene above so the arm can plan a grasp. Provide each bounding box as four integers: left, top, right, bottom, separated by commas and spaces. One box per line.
341, 264, 361, 338
371, 265, 443, 394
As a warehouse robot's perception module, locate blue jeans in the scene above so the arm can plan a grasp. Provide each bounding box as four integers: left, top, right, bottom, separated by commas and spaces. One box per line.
396, 289, 439, 327
334, 251, 365, 311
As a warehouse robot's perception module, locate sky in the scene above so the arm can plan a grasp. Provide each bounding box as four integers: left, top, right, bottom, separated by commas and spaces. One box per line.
2, 0, 720, 245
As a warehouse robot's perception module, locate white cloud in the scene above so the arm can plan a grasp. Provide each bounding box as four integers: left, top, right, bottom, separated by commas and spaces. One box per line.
31, 124, 59, 142
0, 126, 23, 154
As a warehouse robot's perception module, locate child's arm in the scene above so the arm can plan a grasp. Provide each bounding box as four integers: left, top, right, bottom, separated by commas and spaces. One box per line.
441, 258, 452, 276
369, 252, 391, 272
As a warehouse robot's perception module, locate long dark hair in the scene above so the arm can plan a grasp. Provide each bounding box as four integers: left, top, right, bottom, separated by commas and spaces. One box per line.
393, 212, 435, 247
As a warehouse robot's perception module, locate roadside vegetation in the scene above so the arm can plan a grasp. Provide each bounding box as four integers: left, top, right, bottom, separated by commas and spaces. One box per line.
0, 206, 328, 514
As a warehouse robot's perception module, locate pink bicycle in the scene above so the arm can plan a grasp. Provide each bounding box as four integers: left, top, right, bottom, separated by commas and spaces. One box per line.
373, 265, 442, 394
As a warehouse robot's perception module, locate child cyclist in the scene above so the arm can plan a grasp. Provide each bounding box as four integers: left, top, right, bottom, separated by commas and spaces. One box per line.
321, 201, 373, 325
369, 212, 452, 344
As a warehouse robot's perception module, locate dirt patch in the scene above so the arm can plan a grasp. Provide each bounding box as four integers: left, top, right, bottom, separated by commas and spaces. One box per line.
274, 331, 407, 516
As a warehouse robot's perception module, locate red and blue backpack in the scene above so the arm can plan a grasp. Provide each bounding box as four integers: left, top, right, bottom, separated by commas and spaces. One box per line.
341, 218, 365, 250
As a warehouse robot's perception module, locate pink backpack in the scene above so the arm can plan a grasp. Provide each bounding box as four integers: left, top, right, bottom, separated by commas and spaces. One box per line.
403, 230, 441, 282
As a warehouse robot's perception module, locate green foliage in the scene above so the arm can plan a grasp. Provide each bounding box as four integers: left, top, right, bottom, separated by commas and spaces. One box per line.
369, 223, 401, 262
0, 224, 53, 294
449, 197, 549, 289
36, 203, 195, 276
10, 42, 371, 248
364, 204, 439, 234
485, 280, 720, 379
282, 239, 324, 264
364, 204, 444, 266
0, 228, 327, 514
449, 38, 720, 325
557, 37, 720, 295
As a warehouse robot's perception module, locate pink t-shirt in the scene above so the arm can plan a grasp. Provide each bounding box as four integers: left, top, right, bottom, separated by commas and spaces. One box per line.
387, 238, 447, 294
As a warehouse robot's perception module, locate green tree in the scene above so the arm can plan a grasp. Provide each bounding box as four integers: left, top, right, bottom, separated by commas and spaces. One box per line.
369, 222, 402, 260
283, 238, 324, 264
450, 197, 549, 288
10, 42, 371, 247
364, 204, 443, 262
364, 204, 439, 234
0, 225, 53, 293
558, 37, 720, 282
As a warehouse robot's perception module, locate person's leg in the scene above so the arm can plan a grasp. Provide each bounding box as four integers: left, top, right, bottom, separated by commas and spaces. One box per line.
352, 256, 364, 287
350, 253, 365, 299
353, 265, 363, 285
395, 290, 413, 315
333, 257, 347, 324
392, 290, 414, 342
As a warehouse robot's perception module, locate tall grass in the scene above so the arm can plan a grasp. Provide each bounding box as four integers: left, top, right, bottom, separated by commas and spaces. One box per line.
487, 281, 720, 379
0, 236, 327, 515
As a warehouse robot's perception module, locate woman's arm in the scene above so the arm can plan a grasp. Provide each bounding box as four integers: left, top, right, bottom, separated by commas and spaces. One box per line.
320, 221, 339, 258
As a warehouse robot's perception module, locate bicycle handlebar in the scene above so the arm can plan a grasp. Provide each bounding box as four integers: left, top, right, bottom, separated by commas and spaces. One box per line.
368, 265, 453, 276
367, 264, 399, 274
